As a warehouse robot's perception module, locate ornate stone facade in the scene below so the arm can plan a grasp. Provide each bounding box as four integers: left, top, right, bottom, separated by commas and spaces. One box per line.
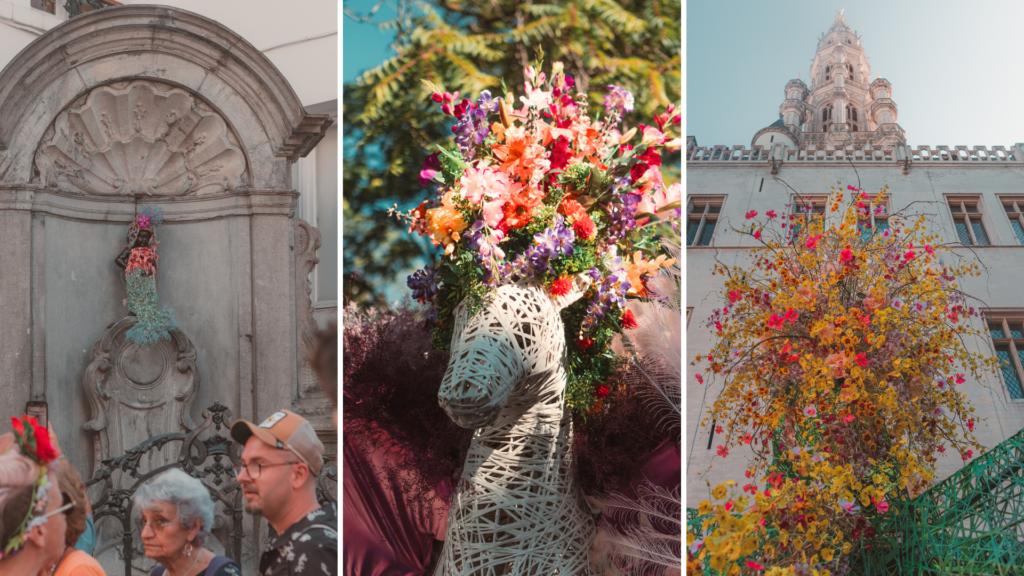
686, 13, 1024, 509
0, 6, 333, 575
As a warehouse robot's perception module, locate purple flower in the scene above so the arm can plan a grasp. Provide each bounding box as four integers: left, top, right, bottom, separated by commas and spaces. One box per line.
605, 193, 641, 240
454, 104, 491, 159
419, 152, 442, 187
603, 85, 635, 115
136, 214, 152, 229
407, 266, 441, 303
465, 220, 506, 262
525, 245, 551, 274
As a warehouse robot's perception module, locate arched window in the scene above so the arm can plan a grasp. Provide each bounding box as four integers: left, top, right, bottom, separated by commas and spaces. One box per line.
822, 105, 832, 132
825, 64, 832, 82
846, 104, 858, 123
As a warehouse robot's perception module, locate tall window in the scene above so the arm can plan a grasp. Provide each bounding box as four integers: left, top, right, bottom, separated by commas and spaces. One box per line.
857, 196, 890, 242
790, 196, 826, 242
988, 315, 1024, 399
687, 197, 723, 247
822, 105, 833, 132
948, 198, 990, 246
846, 104, 859, 131
1001, 198, 1024, 245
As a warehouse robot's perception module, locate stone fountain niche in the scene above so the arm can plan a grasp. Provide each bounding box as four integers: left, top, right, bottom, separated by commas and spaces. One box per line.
0, 6, 333, 574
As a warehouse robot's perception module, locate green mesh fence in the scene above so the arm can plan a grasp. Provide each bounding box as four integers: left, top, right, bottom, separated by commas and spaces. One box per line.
686, 427, 1024, 575
852, 427, 1024, 575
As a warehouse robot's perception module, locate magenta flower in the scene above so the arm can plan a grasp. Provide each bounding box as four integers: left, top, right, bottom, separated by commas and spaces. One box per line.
745, 210, 758, 219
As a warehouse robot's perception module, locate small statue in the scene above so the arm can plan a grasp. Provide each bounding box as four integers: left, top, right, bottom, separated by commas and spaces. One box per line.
116, 204, 178, 346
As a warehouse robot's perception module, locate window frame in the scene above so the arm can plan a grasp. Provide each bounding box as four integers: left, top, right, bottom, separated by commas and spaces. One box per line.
687, 196, 725, 247
947, 197, 992, 246
999, 197, 1024, 245
790, 195, 827, 242
856, 194, 891, 242
985, 311, 1024, 401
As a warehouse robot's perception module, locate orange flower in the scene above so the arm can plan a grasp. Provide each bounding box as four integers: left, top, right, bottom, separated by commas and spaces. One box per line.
502, 188, 541, 229
825, 352, 847, 378
863, 291, 889, 313
425, 195, 468, 251
559, 198, 587, 221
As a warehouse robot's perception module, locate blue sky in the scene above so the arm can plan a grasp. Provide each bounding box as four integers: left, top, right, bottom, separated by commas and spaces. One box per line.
342, 1, 398, 85
687, 1, 1024, 149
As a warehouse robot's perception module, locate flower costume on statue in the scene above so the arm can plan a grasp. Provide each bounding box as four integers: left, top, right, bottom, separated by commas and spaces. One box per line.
115, 204, 178, 346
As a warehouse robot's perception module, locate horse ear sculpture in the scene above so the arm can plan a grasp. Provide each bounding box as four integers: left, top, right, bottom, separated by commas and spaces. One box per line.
434, 272, 597, 575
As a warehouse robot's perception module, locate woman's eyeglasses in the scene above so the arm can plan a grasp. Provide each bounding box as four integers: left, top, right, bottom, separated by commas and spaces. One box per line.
37, 492, 75, 521
134, 515, 174, 532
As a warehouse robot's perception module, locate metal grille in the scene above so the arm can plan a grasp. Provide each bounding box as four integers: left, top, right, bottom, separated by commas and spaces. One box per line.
955, 221, 973, 245
972, 221, 990, 245
1011, 220, 1024, 245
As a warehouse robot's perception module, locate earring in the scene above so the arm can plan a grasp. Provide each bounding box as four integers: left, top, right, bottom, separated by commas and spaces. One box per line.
185, 543, 192, 557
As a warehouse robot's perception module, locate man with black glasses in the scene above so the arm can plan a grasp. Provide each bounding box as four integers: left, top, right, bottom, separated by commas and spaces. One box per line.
231, 410, 337, 575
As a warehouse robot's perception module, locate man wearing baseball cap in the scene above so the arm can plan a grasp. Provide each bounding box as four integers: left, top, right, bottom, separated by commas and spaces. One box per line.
231, 409, 337, 575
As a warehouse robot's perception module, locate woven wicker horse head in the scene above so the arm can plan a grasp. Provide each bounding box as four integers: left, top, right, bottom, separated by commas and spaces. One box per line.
435, 274, 596, 575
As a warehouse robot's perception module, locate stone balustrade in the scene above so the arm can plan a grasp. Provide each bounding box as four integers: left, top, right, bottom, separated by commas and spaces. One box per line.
687, 143, 1024, 164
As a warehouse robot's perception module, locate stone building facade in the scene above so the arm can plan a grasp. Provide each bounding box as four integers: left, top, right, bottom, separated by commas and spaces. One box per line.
686, 13, 1024, 506
0, 4, 335, 573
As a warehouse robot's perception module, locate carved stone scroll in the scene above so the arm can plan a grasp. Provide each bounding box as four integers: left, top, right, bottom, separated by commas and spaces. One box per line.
83, 316, 200, 476
295, 218, 323, 398
35, 81, 246, 196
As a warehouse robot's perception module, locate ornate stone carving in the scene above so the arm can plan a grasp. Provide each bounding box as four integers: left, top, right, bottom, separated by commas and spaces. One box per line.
434, 275, 596, 574
83, 316, 200, 475
35, 81, 246, 196
295, 218, 323, 398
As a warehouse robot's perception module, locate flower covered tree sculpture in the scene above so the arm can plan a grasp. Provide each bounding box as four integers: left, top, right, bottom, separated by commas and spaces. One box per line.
686, 184, 1003, 575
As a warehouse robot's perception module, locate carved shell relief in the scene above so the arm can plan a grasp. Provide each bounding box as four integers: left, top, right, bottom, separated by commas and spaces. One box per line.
35, 81, 246, 196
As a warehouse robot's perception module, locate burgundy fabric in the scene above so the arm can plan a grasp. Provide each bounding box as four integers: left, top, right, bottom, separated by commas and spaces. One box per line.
343, 420, 449, 576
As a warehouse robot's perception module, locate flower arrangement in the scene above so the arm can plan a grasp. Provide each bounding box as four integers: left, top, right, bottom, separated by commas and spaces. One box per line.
116, 204, 178, 347
393, 62, 680, 412
686, 184, 1002, 575
1, 415, 59, 560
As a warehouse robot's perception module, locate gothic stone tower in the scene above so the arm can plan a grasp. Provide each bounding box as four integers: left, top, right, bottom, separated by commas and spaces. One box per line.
752, 11, 905, 150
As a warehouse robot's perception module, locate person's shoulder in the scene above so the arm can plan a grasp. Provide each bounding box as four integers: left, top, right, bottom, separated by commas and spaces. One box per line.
210, 557, 243, 576
63, 549, 108, 576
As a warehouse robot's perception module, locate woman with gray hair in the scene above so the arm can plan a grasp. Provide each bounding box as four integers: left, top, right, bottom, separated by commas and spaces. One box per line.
132, 469, 240, 576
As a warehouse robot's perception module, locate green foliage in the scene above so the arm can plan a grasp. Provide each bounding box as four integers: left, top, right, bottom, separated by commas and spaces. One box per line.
343, 0, 681, 306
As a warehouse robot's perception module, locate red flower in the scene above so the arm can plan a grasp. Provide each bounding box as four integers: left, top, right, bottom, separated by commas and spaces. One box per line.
841, 249, 854, 262
727, 290, 742, 304
746, 560, 764, 570
743, 433, 753, 444
502, 189, 541, 229
716, 445, 729, 458
956, 373, 966, 384
784, 309, 799, 323
766, 210, 778, 219
745, 210, 758, 220
856, 353, 870, 367
573, 213, 597, 241
967, 418, 975, 431
767, 314, 784, 330
695, 374, 704, 385
635, 147, 663, 167
962, 449, 974, 461
621, 309, 638, 330
11, 416, 24, 436
30, 418, 56, 462
754, 229, 762, 240
578, 336, 594, 350
629, 162, 649, 183
558, 198, 587, 221
550, 276, 574, 297
595, 385, 610, 399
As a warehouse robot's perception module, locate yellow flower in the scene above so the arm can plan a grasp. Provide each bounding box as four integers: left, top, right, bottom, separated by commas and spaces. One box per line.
842, 542, 852, 554
712, 484, 728, 500
821, 548, 834, 562
740, 536, 759, 555
698, 500, 712, 515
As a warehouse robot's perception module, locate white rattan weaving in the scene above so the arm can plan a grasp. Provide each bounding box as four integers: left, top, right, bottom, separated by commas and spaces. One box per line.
435, 275, 597, 575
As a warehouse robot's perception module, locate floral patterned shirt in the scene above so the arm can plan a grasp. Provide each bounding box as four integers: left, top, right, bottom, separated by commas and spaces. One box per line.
260, 504, 338, 575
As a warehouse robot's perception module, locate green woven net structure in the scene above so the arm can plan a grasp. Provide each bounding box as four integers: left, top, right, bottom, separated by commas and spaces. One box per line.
686, 427, 1024, 575
852, 426, 1024, 575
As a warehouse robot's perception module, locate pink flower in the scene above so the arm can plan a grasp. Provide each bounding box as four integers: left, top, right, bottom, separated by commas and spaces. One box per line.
804, 405, 818, 418
863, 292, 889, 313
753, 229, 762, 240
745, 210, 758, 220
856, 353, 869, 367
840, 249, 854, 262
843, 413, 855, 423
746, 560, 764, 570
874, 498, 890, 513
768, 314, 784, 330
784, 309, 799, 323
695, 374, 704, 385
805, 234, 823, 250
847, 185, 859, 191
967, 418, 975, 431
956, 373, 966, 384
962, 449, 974, 461
825, 353, 847, 378
797, 286, 814, 303
904, 250, 916, 261
925, 244, 935, 256
728, 290, 742, 304
716, 445, 729, 458
767, 210, 778, 219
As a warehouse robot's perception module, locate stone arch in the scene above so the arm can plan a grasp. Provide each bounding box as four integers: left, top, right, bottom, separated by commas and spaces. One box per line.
0, 5, 331, 190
